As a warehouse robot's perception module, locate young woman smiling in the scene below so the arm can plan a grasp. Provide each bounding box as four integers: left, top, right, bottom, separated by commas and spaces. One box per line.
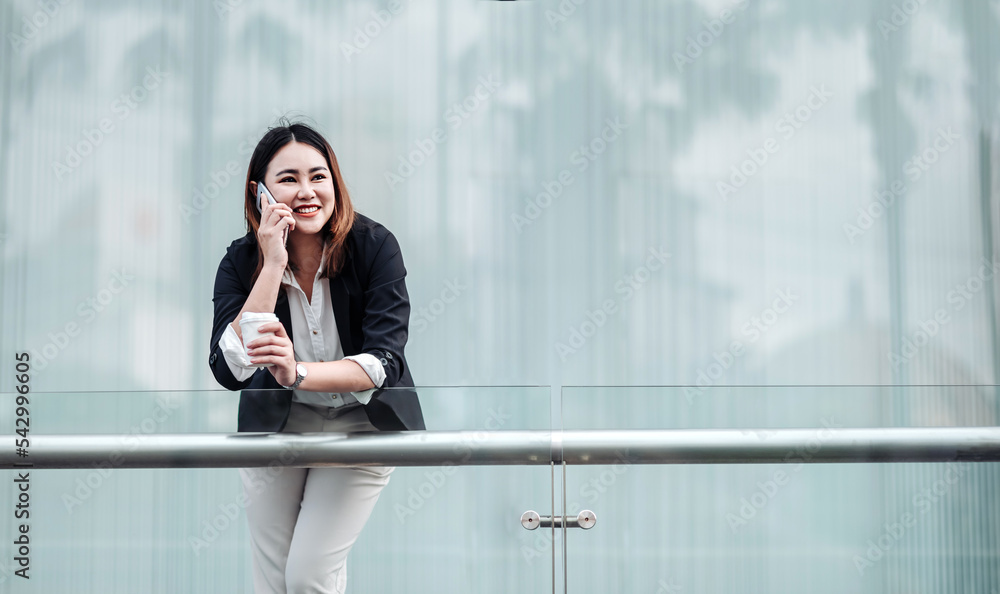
208, 120, 424, 593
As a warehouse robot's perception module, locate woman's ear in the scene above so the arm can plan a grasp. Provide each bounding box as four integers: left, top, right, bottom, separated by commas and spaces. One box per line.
249, 181, 261, 212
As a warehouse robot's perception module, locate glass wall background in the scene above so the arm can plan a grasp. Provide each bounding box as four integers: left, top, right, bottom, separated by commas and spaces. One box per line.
0, 0, 997, 591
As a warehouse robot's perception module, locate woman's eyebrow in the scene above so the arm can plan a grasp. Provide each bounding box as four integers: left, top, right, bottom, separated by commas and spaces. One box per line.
274, 166, 329, 177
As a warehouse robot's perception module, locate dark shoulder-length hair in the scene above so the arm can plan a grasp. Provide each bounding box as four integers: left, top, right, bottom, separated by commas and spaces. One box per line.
244, 119, 356, 285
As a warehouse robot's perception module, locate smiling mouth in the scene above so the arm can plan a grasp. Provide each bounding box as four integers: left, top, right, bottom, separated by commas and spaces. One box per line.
294, 206, 320, 214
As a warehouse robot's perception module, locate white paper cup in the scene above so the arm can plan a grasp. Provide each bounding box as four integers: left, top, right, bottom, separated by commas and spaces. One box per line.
239, 312, 280, 368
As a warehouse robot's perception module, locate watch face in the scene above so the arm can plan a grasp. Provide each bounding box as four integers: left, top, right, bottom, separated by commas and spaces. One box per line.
297, 363, 308, 378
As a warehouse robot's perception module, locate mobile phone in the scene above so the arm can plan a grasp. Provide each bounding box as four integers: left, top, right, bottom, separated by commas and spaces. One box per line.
256, 181, 288, 245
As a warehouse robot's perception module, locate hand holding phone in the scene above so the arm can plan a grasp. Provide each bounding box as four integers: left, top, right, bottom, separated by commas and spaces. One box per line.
256, 181, 289, 246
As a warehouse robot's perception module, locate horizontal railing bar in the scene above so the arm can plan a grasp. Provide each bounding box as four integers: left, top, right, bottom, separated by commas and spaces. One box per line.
2, 428, 999, 469
558, 427, 1000, 464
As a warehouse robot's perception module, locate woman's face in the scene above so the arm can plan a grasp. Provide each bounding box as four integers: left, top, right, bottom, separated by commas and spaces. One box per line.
262, 141, 336, 236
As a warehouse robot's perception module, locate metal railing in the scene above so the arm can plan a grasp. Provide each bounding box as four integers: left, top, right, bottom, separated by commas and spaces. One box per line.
3, 427, 1000, 469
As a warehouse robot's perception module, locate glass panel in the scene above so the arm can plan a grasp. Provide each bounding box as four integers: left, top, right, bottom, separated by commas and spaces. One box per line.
560, 385, 1000, 593
366, 386, 553, 594
0, 386, 552, 593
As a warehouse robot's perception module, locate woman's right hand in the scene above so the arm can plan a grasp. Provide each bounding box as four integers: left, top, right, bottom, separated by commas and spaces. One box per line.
258, 198, 295, 268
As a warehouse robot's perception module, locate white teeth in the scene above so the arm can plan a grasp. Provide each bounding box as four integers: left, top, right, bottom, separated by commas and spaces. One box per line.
296, 206, 319, 213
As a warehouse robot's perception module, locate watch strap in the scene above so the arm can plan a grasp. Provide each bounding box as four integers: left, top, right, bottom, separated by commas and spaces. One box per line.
284, 363, 306, 390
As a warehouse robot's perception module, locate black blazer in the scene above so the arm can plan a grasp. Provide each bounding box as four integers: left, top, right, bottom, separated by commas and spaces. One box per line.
208, 213, 425, 432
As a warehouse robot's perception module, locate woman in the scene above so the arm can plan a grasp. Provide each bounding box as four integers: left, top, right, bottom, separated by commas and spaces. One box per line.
208, 120, 424, 593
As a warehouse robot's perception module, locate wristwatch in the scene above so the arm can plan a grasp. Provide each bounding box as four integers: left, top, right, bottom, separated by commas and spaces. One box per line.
281, 363, 308, 390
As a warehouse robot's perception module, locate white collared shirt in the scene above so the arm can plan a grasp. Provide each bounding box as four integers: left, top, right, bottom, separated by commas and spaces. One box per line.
218, 262, 385, 408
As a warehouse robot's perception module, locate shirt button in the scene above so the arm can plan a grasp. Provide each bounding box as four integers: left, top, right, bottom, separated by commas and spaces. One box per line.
319, 359, 325, 362
380, 358, 389, 366
312, 330, 318, 335
386, 352, 393, 359
209, 353, 217, 365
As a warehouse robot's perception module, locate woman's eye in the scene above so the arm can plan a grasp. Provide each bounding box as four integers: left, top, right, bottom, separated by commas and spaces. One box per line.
279, 176, 294, 183
312, 174, 326, 181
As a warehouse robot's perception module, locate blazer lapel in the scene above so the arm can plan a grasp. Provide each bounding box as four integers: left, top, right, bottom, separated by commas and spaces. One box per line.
329, 273, 355, 354
275, 288, 294, 345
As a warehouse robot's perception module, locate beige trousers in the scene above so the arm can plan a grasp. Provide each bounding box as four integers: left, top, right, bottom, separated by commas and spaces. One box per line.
239, 401, 394, 593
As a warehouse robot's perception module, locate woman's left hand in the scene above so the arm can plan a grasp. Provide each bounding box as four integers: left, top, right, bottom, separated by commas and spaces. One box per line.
246, 322, 297, 387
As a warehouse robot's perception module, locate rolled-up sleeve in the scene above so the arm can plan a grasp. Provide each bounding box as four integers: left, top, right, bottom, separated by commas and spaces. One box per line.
220, 324, 258, 383
344, 353, 385, 405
